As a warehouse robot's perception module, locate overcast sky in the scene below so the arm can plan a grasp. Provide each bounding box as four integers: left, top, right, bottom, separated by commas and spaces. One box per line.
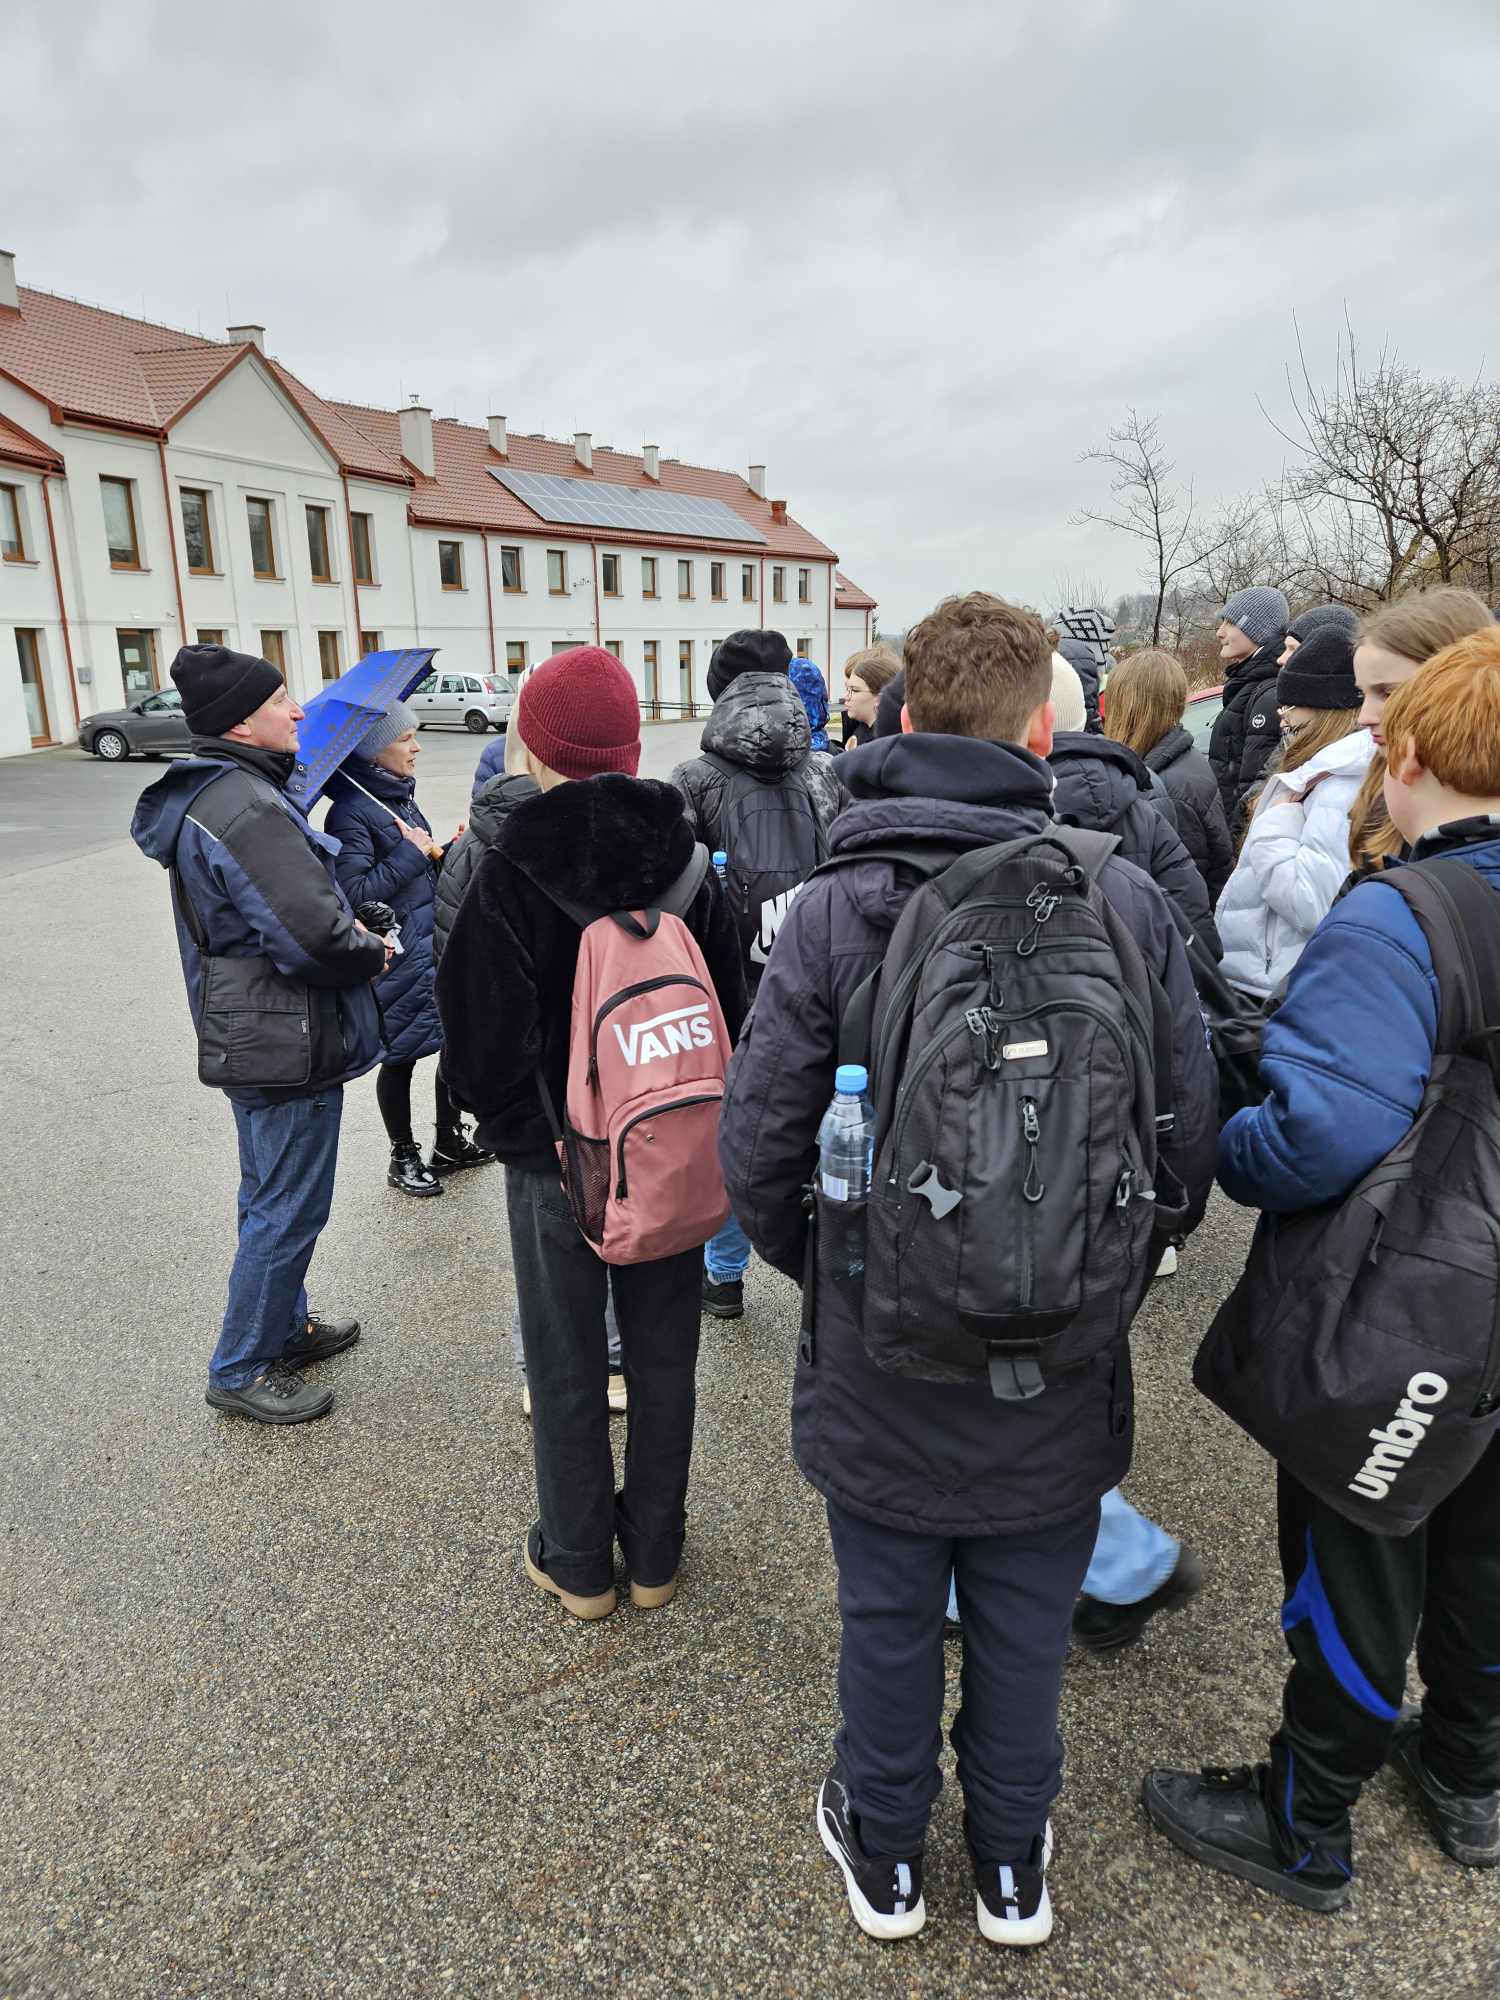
10, 0, 1500, 629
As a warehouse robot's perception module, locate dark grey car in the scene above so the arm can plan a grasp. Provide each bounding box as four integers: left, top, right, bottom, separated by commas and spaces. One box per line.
80, 688, 192, 761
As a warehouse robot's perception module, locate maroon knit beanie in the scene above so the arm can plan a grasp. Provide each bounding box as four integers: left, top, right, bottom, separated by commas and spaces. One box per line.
515, 646, 641, 779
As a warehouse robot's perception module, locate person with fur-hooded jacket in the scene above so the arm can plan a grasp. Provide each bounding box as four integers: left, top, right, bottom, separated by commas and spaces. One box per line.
437, 648, 747, 1623
1049, 729, 1223, 960
669, 630, 843, 861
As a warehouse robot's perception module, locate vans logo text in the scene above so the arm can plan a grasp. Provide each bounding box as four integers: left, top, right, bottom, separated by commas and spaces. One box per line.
614, 1003, 715, 1067
1348, 1370, 1449, 1501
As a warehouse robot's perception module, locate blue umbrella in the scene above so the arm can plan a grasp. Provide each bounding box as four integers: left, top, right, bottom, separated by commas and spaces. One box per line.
285, 647, 438, 809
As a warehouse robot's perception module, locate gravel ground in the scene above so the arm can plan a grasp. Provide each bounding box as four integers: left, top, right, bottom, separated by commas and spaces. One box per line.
2, 727, 1497, 1998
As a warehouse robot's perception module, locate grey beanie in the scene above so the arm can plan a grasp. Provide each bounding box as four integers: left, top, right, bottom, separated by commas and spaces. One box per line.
356, 698, 418, 757
1286, 604, 1360, 646
1221, 586, 1290, 650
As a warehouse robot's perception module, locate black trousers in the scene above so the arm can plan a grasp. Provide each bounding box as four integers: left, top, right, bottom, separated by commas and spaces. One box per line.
825, 1496, 1099, 1860
1271, 1433, 1500, 1858
375, 1056, 459, 1150
506, 1165, 702, 1597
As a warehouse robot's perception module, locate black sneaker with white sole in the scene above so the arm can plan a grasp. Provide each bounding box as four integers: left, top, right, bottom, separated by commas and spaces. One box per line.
1141, 1763, 1351, 1912
205, 1359, 334, 1426
1389, 1706, 1500, 1868
816, 1763, 925, 1939
968, 1817, 1054, 1948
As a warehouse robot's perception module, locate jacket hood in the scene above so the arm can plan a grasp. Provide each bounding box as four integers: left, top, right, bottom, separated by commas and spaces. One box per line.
467, 772, 541, 852
1049, 730, 1150, 833
130, 741, 289, 868
497, 774, 695, 911
1055, 637, 1102, 689
1278, 724, 1375, 793
830, 735, 1056, 926
1145, 725, 1194, 773
699, 671, 811, 777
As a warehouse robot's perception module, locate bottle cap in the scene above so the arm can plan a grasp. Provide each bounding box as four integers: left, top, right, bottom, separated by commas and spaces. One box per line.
835, 1064, 869, 1096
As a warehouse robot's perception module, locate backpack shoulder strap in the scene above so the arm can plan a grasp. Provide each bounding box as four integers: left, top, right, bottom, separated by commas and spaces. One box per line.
1382, 860, 1500, 1070
511, 843, 708, 935
656, 843, 711, 921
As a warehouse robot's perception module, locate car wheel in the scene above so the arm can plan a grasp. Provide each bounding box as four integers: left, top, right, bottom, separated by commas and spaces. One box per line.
464, 710, 489, 734
94, 729, 130, 761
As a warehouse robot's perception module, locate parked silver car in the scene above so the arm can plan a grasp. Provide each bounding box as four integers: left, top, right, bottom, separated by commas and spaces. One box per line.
410, 670, 514, 734
80, 687, 192, 760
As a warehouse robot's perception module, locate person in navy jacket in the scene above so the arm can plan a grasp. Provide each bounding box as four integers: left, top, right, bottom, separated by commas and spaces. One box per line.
1145, 630, 1500, 1911
325, 701, 492, 1195
132, 645, 387, 1425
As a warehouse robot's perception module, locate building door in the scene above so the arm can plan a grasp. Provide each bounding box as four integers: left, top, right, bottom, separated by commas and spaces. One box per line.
16, 629, 51, 746
642, 641, 659, 716
678, 640, 694, 716
117, 629, 159, 699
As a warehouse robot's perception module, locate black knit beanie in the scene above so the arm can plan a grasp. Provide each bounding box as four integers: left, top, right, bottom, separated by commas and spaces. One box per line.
171, 644, 284, 736
1276, 626, 1361, 711
707, 629, 792, 702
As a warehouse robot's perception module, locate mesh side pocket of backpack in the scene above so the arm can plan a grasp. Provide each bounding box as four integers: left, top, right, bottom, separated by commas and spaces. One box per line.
561, 1127, 612, 1243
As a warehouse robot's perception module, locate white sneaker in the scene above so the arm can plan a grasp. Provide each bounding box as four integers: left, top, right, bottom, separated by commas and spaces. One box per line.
607, 1372, 627, 1414
1153, 1244, 1178, 1279
521, 1382, 532, 1419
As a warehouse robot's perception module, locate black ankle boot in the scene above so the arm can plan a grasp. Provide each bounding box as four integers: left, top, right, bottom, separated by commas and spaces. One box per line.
388, 1142, 443, 1197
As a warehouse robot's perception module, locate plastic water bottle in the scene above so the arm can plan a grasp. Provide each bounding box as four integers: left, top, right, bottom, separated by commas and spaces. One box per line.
712, 850, 728, 882
818, 1064, 874, 1203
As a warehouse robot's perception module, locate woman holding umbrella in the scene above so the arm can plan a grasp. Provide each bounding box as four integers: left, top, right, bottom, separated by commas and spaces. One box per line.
325, 699, 492, 1195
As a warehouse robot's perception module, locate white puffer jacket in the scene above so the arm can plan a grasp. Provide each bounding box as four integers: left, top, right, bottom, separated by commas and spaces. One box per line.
1215, 727, 1376, 998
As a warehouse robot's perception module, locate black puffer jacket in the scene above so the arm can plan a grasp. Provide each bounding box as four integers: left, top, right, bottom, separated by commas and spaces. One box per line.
1144, 725, 1236, 903
431, 771, 539, 967
1208, 641, 1284, 827
436, 775, 748, 1170
669, 671, 843, 850
1049, 731, 1221, 958
718, 733, 1217, 1537
1056, 638, 1104, 734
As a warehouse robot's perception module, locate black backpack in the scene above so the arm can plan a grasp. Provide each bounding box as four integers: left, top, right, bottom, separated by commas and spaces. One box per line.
824, 827, 1185, 1402
704, 753, 828, 983
1194, 858, 1500, 1537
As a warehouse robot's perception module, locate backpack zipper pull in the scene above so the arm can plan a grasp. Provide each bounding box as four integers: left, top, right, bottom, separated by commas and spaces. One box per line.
1018, 886, 1060, 957
1020, 1097, 1045, 1201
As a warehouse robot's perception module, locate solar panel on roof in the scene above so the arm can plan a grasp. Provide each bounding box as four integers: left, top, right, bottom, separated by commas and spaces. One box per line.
487, 468, 767, 544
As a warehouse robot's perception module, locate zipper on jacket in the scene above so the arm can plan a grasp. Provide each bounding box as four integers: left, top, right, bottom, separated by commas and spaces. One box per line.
589, 975, 711, 1082
615, 1093, 722, 1199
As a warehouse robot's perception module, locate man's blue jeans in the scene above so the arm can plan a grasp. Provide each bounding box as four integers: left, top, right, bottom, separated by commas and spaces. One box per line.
212, 1089, 344, 1389
704, 1212, 751, 1284
946, 1488, 1178, 1621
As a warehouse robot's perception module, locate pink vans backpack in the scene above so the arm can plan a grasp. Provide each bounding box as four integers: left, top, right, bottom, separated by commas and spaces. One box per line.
537, 847, 733, 1263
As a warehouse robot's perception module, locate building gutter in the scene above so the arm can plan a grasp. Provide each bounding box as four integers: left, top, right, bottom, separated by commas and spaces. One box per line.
590, 540, 602, 645
480, 530, 498, 674
340, 471, 363, 653
41, 475, 82, 729
156, 437, 189, 658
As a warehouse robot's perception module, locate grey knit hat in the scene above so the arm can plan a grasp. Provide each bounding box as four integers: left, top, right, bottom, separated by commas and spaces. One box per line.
355, 698, 418, 757
1286, 604, 1360, 645
1221, 586, 1290, 650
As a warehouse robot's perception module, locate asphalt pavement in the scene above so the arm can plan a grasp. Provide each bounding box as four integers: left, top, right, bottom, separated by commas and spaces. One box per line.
2, 725, 1497, 1999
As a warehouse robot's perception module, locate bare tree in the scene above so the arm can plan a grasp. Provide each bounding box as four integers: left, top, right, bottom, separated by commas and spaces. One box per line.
1074, 411, 1231, 645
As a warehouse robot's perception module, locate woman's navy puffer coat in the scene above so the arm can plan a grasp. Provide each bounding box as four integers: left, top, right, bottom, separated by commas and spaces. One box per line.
325, 756, 442, 1064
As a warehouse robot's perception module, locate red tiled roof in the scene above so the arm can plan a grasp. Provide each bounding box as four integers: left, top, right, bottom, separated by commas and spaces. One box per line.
0, 411, 62, 471
0, 287, 840, 560
835, 571, 877, 609
332, 405, 838, 561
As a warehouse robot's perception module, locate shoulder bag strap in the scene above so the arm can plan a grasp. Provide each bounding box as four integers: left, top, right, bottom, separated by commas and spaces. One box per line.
1385, 861, 1500, 1073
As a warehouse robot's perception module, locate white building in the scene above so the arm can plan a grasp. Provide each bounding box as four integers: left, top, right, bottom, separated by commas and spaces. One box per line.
0, 250, 877, 759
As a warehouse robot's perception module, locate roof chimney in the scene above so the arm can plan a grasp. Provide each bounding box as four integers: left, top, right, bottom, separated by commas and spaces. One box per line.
488, 414, 508, 457
642, 445, 660, 482
227, 322, 265, 353
770, 499, 788, 526
400, 401, 435, 478
748, 464, 766, 498
0, 250, 17, 315
574, 431, 593, 471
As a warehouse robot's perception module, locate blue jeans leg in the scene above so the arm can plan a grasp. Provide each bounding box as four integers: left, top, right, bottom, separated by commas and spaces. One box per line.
704, 1212, 751, 1285
1081, 1487, 1179, 1605
212, 1089, 343, 1389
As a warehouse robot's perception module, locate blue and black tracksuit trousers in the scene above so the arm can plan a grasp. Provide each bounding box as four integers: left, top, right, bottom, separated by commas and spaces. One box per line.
1270, 1433, 1500, 1873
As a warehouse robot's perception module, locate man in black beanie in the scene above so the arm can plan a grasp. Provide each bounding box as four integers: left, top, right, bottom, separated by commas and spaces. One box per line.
130, 645, 389, 1424
670, 629, 843, 1320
